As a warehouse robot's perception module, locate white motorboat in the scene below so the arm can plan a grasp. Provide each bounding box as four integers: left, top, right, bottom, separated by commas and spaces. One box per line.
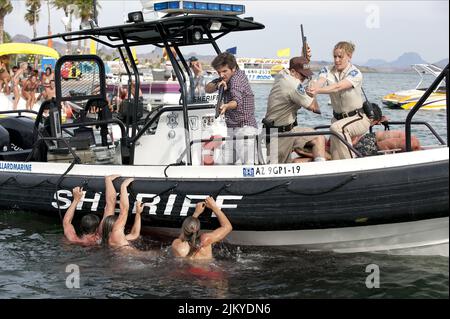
382, 64, 447, 110
237, 57, 288, 84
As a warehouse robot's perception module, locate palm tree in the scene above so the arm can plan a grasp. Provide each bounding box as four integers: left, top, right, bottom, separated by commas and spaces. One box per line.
25, 0, 41, 39
52, 0, 74, 53
2, 30, 10, 43
76, 0, 100, 53
0, 0, 13, 44
46, 0, 52, 46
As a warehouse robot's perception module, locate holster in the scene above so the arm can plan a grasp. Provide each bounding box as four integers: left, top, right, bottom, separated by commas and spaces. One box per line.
362, 101, 375, 119
262, 118, 274, 145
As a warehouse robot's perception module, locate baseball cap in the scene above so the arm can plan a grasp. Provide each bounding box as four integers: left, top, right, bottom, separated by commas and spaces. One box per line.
188, 56, 199, 65
289, 56, 313, 78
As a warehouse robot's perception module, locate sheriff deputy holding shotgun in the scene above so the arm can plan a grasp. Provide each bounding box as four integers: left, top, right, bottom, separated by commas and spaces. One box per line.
262, 26, 327, 164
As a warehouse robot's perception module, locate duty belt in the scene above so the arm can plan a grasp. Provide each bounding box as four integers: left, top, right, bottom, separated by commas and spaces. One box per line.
262, 120, 297, 145
333, 108, 364, 120
276, 120, 297, 133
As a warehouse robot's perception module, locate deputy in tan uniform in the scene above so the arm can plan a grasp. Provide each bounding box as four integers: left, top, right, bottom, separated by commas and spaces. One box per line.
264, 56, 326, 164
308, 41, 371, 160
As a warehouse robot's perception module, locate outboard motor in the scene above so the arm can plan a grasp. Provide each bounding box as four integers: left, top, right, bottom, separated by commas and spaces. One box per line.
0, 117, 35, 150
0, 125, 9, 152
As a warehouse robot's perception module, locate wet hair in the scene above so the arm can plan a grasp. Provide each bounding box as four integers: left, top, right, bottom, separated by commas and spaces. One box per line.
334, 41, 355, 57
211, 52, 238, 71
181, 217, 201, 256
80, 214, 100, 235
101, 215, 118, 245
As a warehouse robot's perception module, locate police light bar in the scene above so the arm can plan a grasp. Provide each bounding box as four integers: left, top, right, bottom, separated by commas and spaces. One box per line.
153, 1, 245, 15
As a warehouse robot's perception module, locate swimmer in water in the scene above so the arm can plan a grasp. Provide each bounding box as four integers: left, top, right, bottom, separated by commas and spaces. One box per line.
102, 178, 144, 251
172, 196, 232, 260
63, 174, 121, 246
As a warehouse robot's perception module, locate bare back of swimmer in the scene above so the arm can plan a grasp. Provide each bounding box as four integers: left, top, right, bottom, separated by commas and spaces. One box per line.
172, 197, 233, 260
102, 178, 144, 251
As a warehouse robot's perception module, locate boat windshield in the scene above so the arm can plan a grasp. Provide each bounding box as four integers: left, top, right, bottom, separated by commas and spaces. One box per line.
412, 64, 445, 91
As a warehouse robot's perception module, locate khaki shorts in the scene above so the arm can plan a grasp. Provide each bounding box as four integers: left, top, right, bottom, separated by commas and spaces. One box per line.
269, 127, 317, 163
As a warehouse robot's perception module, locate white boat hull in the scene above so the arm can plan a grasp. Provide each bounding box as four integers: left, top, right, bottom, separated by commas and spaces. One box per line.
146, 217, 449, 256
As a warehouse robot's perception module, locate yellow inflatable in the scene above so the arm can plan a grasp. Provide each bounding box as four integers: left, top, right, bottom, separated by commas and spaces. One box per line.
0, 43, 60, 59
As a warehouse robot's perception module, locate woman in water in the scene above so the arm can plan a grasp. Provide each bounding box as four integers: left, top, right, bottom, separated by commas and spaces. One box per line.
172, 197, 233, 260
102, 178, 144, 251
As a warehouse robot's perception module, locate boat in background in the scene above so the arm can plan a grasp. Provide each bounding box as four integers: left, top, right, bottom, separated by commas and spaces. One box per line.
237, 57, 288, 84
382, 64, 447, 110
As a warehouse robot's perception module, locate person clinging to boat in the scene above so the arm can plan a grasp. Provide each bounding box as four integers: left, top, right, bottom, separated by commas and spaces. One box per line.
263, 45, 327, 164
205, 52, 258, 164
307, 41, 371, 160
172, 197, 233, 260
62, 175, 121, 246
63, 187, 101, 246
101, 178, 144, 251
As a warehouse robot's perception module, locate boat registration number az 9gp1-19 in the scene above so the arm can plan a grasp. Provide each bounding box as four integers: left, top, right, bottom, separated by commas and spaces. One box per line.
243, 165, 302, 177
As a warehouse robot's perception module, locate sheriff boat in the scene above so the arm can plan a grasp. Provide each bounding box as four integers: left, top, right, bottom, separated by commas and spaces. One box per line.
0, 1, 448, 256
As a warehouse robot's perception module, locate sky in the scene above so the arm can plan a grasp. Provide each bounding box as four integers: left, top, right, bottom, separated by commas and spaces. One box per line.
4, 0, 449, 64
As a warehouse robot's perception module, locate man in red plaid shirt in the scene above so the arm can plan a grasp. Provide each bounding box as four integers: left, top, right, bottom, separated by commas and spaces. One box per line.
206, 52, 258, 164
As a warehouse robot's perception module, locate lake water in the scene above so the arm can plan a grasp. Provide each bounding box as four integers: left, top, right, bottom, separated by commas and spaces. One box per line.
0, 72, 448, 300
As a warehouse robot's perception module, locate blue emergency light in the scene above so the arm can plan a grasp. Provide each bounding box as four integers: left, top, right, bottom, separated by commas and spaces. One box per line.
153, 1, 245, 15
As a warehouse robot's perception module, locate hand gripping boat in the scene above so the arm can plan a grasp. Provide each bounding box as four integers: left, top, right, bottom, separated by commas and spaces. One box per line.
0, 2, 448, 256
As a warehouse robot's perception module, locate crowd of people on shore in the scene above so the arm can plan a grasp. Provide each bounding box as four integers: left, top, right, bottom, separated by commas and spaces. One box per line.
0, 56, 55, 110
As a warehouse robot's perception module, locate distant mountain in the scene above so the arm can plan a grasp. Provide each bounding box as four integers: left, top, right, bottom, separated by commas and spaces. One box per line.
11, 34, 31, 43
362, 52, 430, 72
12, 34, 68, 56
364, 58, 388, 68
389, 52, 428, 68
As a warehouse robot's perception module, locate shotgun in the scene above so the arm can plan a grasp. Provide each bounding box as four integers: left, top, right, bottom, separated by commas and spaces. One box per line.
301, 24, 309, 62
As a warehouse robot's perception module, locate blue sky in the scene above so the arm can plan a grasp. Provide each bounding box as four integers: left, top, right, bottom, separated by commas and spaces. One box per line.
5, 0, 449, 63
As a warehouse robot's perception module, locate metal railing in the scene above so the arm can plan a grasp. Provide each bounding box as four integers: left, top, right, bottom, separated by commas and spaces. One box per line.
178, 130, 361, 165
